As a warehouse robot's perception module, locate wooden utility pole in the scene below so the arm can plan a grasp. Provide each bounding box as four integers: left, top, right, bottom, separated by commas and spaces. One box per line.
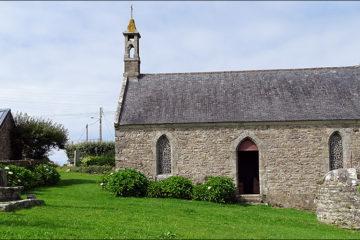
99, 107, 103, 142
86, 124, 89, 142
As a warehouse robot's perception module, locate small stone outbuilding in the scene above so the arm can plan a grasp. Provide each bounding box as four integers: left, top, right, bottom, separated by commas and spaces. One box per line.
0, 109, 16, 160
115, 18, 360, 210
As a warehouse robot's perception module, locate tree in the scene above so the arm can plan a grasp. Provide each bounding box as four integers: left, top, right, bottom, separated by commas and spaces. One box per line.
13, 113, 68, 160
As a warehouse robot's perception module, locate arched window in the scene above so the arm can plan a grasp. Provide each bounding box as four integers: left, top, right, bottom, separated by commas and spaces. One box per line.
329, 132, 343, 170
157, 135, 171, 175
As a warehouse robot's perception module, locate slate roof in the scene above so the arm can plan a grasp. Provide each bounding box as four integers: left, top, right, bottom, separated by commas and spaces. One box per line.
0, 109, 11, 127
118, 66, 360, 125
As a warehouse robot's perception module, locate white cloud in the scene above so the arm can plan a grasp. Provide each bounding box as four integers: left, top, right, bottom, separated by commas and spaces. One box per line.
0, 1, 359, 164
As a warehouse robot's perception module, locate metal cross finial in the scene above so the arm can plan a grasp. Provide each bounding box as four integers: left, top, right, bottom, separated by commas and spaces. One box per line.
131, 5, 133, 19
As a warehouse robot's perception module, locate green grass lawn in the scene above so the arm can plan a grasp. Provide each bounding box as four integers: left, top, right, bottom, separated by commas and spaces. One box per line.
0, 171, 359, 239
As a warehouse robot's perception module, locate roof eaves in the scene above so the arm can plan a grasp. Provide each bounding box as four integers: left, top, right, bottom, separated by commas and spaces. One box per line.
0, 109, 11, 127
115, 76, 130, 129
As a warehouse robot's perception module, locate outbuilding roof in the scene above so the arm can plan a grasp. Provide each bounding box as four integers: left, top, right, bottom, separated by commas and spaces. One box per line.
0, 109, 11, 127
118, 65, 360, 126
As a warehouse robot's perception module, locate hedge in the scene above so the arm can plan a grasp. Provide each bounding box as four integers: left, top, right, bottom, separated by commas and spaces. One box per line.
65, 141, 115, 163
64, 165, 113, 174
81, 155, 115, 167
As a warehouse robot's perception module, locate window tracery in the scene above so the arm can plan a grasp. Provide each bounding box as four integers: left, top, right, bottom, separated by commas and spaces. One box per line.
157, 135, 171, 175
329, 132, 343, 170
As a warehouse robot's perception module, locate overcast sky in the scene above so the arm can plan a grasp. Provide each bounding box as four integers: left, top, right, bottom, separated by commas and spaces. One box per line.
1, 1, 360, 164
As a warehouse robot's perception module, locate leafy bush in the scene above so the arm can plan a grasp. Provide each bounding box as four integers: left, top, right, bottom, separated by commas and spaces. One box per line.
192, 184, 207, 201
81, 155, 115, 166
160, 176, 193, 199
13, 113, 68, 160
99, 168, 236, 204
104, 168, 149, 197
63, 165, 113, 174
2, 165, 37, 190
99, 172, 114, 189
34, 164, 60, 186
147, 176, 193, 199
147, 180, 164, 198
65, 142, 115, 162
193, 176, 236, 203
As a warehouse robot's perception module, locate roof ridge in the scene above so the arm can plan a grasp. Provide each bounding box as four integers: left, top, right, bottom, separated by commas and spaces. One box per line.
141, 65, 359, 76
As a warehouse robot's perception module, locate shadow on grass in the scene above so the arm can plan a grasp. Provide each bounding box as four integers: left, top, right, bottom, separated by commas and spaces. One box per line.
23, 178, 97, 195
48, 204, 121, 211
0, 219, 80, 230
56, 178, 97, 187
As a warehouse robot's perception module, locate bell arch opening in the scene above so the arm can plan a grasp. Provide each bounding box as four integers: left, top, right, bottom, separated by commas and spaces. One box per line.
237, 138, 259, 194
129, 46, 135, 58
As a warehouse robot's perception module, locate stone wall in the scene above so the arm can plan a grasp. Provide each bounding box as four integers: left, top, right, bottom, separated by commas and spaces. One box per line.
115, 121, 360, 210
0, 159, 40, 168
316, 168, 360, 229
0, 187, 22, 202
0, 114, 15, 160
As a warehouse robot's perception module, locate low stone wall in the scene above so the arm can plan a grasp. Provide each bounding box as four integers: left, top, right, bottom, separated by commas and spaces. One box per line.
0, 159, 46, 168
0, 186, 22, 202
315, 168, 360, 229
0, 199, 44, 212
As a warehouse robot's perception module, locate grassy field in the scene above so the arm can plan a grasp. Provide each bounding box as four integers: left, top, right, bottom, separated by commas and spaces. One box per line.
0, 171, 359, 239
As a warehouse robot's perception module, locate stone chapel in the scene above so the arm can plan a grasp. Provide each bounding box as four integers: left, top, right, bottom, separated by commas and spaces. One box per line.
115, 17, 360, 209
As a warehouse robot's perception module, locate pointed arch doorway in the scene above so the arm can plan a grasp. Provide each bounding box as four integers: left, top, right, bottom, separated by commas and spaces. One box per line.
237, 138, 260, 194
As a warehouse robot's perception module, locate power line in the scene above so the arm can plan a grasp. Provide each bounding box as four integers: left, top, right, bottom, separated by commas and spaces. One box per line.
42, 111, 115, 117
0, 98, 114, 107
102, 111, 115, 137
76, 128, 87, 143
75, 118, 100, 143
0, 87, 117, 96
88, 119, 100, 126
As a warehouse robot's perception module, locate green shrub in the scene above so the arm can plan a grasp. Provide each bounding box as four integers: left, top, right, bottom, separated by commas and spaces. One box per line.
193, 176, 236, 203
2, 165, 37, 190
147, 180, 164, 198
34, 164, 60, 186
99, 171, 115, 189
65, 141, 115, 163
81, 155, 115, 166
153, 176, 193, 199
193, 184, 208, 201
64, 165, 113, 174
104, 168, 149, 197
13, 113, 68, 160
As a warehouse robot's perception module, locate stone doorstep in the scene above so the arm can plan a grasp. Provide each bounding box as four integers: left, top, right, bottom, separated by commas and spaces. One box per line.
237, 194, 264, 204
0, 199, 45, 212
